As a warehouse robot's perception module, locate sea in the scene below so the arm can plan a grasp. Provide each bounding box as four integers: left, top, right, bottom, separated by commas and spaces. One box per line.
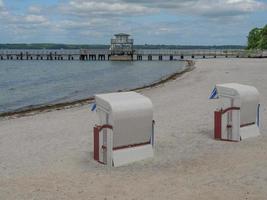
0, 60, 186, 114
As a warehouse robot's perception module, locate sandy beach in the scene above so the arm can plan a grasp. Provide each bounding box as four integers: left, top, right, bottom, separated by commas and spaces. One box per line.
0, 58, 267, 199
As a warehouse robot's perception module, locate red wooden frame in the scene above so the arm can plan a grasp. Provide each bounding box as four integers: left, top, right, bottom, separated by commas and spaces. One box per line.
214, 107, 240, 140
93, 123, 152, 164
93, 124, 113, 162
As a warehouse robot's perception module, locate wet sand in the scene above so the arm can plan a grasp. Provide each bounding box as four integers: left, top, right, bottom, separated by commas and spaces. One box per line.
0, 58, 267, 199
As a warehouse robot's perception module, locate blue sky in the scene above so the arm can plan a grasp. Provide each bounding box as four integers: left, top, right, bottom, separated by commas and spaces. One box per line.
0, 0, 266, 45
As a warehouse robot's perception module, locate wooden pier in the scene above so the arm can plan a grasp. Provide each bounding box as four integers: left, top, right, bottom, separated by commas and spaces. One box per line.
0, 49, 266, 61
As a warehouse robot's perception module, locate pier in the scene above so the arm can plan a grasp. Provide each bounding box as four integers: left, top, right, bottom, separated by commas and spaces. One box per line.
0, 49, 266, 61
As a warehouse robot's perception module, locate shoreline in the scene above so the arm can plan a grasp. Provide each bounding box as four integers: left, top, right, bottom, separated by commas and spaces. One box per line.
0, 60, 195, 119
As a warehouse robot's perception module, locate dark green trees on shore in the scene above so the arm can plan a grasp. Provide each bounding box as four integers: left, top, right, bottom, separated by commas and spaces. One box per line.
247, 25, 267, 49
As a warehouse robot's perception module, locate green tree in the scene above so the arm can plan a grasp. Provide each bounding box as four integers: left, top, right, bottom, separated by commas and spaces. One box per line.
258, 25, 267, 49
247, 27, 262, 49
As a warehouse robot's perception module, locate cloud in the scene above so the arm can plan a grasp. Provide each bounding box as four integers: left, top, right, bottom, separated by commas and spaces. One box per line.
0, 10, 50, 37
28, 6, 42, 14
24, 15, 48, 24
60, 0, 157, 17
188, 0, 266, 17
3, 13, 49, 26
120, 0, 266, 18
54, 18, 110, 30
0, 0, 3, 8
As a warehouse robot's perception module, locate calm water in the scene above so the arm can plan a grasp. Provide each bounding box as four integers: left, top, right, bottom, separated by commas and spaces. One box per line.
0, 60, 185, 113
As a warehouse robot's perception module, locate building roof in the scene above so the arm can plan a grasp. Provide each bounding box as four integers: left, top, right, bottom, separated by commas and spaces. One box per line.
114, 33, 130, 37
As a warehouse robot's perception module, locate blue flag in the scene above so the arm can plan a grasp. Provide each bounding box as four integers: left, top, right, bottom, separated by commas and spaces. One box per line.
91, 103, 97, 111
209, 87, 218, 99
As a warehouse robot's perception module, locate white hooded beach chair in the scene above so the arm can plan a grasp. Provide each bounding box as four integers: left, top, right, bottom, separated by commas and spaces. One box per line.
210, 83, 260, 141
92, 91, 154, 167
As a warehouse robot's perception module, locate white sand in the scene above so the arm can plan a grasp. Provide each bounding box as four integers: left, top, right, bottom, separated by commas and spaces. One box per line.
0, 58, 267, 199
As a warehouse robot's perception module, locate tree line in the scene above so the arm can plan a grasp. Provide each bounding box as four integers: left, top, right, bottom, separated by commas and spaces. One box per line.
0, 43, 245, 50
247, 25, 267, 49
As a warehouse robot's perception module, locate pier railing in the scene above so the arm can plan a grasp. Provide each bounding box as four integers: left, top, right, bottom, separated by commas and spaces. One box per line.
134, 49, 264, 57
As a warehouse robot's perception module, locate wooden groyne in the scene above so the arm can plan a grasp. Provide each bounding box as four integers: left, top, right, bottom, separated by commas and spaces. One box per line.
0, 49, 266, 61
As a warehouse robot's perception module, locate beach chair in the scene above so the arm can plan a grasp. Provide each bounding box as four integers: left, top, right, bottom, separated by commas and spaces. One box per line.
210, 83, 260, 141
92, 91, 155, 167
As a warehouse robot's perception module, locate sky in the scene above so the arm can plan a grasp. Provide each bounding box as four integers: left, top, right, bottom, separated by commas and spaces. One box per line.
0, 0, 266, 45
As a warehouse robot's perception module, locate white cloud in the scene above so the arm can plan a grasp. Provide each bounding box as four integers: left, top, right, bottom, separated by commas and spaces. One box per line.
0, 0, 3, 8
60, 0, 156, 16
120, 0, 266, 17
188, 0, 266, 17
24, 15, 47, 23
54, 19, 99, 30
5, 14, 49, 26
28, 6, 42, 14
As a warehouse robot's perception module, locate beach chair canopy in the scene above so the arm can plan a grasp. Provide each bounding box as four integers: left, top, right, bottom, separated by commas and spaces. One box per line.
213, 83, 259, 126
95, 92, 153, 148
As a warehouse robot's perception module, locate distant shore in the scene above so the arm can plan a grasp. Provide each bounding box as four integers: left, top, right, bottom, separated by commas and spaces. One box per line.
0, 60, 195, 119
